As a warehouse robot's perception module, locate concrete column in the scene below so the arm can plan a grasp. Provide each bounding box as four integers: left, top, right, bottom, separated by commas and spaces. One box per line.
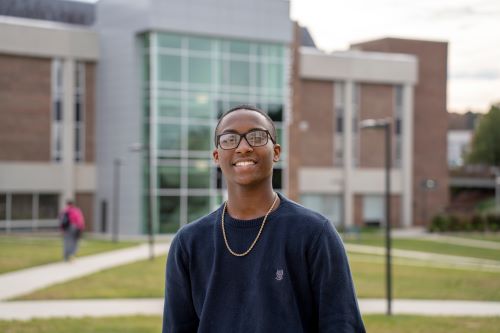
61, 58, 75, 205
401, 84, 414, 227
343, 81, 354, 228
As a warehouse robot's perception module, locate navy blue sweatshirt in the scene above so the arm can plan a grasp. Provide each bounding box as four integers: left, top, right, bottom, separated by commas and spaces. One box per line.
163, 193, 365, 333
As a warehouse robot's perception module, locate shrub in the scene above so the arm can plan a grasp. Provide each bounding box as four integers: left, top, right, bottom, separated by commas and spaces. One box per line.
486, 214, 500, 231
471, 214, 486, 231
429, 215, 449, 232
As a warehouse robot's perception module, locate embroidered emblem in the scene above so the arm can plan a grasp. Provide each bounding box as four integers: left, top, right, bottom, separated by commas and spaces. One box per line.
275, 269, 284, 281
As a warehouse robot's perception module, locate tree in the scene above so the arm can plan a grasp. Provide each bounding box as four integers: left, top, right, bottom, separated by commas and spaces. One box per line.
466, 104, 500, 166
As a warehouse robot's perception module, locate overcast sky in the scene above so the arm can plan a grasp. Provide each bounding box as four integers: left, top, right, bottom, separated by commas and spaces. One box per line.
291, 0, 500, 113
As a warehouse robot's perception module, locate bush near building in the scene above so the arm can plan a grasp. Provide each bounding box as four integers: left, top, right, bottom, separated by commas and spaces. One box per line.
429, 213, 500, 232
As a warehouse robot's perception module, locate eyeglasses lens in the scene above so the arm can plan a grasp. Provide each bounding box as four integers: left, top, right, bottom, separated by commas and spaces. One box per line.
219, 130, 268, 149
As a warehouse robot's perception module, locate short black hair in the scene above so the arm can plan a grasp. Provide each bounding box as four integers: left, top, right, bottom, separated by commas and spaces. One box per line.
214, 104, 277, 147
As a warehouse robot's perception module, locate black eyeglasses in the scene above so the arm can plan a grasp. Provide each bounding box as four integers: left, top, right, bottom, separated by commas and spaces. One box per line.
216, 129, 275, 150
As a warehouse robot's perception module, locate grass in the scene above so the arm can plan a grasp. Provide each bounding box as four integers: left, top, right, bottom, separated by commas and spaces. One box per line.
343, 234, 500, 261
1, 315, 500, 333
363, 315, 500, 333
349, 254, 500, 301
451, 233, 500, 243
0, 316, 161, 333
17, 251, 500, 301
15, 256, 166, 300
0, 236, 139, 274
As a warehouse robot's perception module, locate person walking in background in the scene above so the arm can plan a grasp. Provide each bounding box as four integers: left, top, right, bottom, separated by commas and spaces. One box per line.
60, 200, 85, 261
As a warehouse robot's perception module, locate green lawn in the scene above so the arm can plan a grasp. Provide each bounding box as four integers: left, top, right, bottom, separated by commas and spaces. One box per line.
451, 233, 500, 243
0, 236, 139, 274
17, 251, 500, 302
1, 315, 500, 333
350, 254, 500, 301
343, 234, 500, 261
15, 256, 166, 300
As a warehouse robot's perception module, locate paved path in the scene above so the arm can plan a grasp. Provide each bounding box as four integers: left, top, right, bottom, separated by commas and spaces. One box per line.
0, 242, 171, 301
422, 234, 500, 250
1, 298, 500, 320
345, 244, 500, 272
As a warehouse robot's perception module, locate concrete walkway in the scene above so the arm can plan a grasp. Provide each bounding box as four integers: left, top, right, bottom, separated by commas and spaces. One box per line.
2, 298, 500, 320
345, 244, 500, 272
0, 242, 171, 301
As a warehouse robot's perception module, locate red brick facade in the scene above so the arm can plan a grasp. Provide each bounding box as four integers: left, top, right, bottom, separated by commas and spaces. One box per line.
352, 38, 449, 225
0, 54, 51, 161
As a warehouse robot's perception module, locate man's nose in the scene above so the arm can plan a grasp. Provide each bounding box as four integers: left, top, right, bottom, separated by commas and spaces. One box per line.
235, 136, 253, 153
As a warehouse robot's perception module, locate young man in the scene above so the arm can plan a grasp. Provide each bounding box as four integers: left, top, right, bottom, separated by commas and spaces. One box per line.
163, 105, 365, 332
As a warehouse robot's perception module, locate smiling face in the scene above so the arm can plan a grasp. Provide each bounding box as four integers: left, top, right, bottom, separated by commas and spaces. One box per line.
213, 109, 281, 189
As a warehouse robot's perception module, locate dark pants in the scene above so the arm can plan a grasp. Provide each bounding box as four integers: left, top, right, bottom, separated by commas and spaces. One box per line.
63, 224, 81, 261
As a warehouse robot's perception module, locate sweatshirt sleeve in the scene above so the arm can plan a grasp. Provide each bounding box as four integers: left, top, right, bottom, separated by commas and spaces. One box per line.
308, 221, 366, 333
162, 232, 199, 333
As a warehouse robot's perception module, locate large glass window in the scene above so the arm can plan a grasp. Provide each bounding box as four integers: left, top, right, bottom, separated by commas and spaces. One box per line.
158, 123, 181, 150
188, 93, 212, 119
51, 59, 63, 162
158, 55, 181, 82
11, 194, 33, 220
158, 97, 182, 118
188, 163, 211, 189
301, 194, 343, 227
0, 194, 6, 220
158, 196, 181, 233
158, 166, 181, 189
39, 194, 59, 219
189, 57, 212, 85
188, 125, 212, 151
230, 60, 250, 87
363, 195, 385, 226
143, 32, 288, 232
188, 196, 211, 222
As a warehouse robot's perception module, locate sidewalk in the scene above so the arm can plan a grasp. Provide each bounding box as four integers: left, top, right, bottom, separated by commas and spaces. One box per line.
0, 242, 171, 301
345, 243, 500, 272
1, 298, 500, 320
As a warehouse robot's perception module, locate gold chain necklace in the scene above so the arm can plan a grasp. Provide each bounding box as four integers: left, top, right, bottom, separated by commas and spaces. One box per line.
221, 193, 279, 257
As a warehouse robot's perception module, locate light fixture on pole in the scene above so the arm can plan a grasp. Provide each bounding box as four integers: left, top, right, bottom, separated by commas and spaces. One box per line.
359, 117, 393, 316
129, 142, 155, 260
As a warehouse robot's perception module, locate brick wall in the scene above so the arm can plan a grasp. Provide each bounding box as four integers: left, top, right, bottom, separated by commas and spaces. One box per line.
75, 192, 94, 231
352, 38, 449, 226
0, 54, 51, 161
359, 83, 395, 168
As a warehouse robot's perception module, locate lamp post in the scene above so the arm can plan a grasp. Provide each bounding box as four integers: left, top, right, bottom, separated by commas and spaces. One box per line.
130, 143, 155, 260
360, 118, 393, 316
112, 158, 122, 242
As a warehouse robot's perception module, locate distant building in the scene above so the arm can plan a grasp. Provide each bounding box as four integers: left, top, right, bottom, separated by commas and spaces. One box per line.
448, 111, 481, 168
0, 1, 450, 233
289, 31, 449, 227
0, 14, 98, 230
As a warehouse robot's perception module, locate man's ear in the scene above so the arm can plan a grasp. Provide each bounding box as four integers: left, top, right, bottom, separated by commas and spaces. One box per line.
273, 144, 281, 162
213, 149, 220, 166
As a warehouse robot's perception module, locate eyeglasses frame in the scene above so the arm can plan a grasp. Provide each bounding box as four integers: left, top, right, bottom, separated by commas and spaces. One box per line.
216, 129, 276, 150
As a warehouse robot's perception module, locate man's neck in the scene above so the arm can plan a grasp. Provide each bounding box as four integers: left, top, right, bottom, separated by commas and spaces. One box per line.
226, 185, 278, 220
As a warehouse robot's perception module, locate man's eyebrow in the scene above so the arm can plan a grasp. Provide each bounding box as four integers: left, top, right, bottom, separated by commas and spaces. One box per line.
219, 127, 266, 135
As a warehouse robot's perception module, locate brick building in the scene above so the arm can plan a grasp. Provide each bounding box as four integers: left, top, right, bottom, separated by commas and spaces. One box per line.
289, 25, 449, 227
0, 1, 449, 234
0, 13, 98, 230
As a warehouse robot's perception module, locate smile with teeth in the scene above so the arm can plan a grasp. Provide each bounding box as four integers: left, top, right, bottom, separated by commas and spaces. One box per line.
235, 161, 256, 166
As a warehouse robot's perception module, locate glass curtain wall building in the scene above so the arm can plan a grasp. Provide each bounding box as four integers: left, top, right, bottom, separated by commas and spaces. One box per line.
141, 32, 288, 233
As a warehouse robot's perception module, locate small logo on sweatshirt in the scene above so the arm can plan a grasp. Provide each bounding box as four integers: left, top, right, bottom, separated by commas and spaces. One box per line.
275, 269, 284, 281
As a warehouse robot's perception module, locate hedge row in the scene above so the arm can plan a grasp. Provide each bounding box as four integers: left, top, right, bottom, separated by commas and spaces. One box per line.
429, 213, 500, 232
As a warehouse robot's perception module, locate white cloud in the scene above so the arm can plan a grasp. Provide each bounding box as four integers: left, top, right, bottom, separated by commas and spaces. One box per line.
291, 0, 500, 111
